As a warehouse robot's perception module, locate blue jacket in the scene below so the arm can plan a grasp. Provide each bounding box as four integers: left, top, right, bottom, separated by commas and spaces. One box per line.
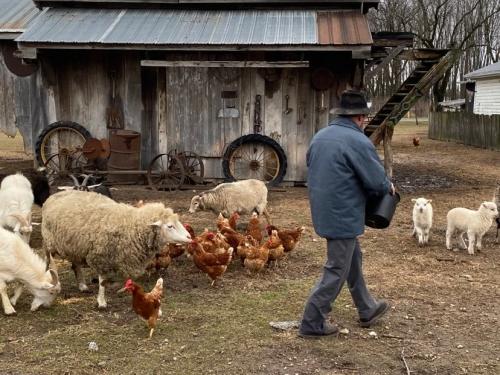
307, 116, 391, 239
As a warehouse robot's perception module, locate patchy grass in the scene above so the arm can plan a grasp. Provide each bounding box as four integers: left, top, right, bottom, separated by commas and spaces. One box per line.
1, 124, 499, 374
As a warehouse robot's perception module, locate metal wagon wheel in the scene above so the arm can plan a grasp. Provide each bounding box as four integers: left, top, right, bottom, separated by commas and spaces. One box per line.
35, 121, 91, 166
44, 151, 87, 186
147, 153, 186, 191
222, 134, 287, 186
171, 150, 204, 185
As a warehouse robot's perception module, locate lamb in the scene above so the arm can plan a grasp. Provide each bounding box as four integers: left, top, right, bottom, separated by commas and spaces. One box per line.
0, 226, 60, 315
189, 179, 270, 222
446, 201, 498, 255
0, 173, 35, 243
493, 181, 500, 242
411, 197, 433, 246
42, 190, 192, 308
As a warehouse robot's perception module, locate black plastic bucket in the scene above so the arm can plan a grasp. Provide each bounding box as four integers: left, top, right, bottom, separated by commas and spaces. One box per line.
365, 192, 401, 229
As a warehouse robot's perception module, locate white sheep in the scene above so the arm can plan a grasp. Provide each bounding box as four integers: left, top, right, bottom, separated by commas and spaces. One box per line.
42, 190, 192, 308
411, 197, 433, 246
0, 226, 60, 315
189, 179, 270, 222
0, 173, 34, 243
446, 201, 498, 255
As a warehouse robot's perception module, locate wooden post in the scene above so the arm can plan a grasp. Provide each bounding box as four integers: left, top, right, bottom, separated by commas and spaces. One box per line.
383, 126, 394, 178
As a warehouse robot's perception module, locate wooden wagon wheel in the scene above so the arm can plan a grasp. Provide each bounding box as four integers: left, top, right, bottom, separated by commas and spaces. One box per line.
170, 150, 204, 185
44, 150, 86, 186
147, 153, 186, 191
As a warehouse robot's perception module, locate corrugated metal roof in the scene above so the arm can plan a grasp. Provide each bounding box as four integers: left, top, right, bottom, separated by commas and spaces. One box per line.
317, 11, 371, 45
0, 0, 40, 34
17, 8, 372, 47
465, 61, 500, 80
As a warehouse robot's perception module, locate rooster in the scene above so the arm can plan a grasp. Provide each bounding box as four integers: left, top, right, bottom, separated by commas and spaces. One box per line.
413, 136, 420, 147
191, 238, 233, 286
266, 225, 305, 253
119, 278, 163, 339
246, 212, 263, 243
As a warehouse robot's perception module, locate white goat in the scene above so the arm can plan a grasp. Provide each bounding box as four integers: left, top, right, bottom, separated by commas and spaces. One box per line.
446, 201, 498, 255
189, 179, 270, 222
411, 197, 433, 246
0, 173, 34, 243
0, 226, 60, 315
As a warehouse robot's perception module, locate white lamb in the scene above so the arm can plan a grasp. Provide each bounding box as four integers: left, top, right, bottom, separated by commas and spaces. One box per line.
446, 201, 498, 255
411, 197, 433, 246
0, 173, 34, 243
0, 226, 60, 315
189, 179, 270, 222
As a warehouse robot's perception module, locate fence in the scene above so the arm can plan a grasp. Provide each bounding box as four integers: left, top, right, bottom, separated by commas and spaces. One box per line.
429, 111, 500, 151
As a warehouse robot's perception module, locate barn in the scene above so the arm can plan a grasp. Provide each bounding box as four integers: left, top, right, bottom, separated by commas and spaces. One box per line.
0, 0, 384, 186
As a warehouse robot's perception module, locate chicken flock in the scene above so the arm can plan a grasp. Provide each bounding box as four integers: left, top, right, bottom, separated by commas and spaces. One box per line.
123, 211, 305, 337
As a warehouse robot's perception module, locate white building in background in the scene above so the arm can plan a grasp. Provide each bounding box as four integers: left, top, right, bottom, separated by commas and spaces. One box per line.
465, 61, 500, 115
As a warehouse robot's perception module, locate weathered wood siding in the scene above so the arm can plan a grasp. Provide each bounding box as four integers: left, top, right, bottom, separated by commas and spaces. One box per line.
473, 78, 500, 115
157, 64, 352, 182
429, 111, 500, 151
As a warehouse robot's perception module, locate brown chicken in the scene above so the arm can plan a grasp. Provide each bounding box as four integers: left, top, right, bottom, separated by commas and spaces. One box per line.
168, 243, 185, 259
146, 251, 172, 272
266, 225, 305, 253
243, 239, 270, 273
236, 235, 260, 264
413, 136, 420, 146
228, 212, 240, 230
216, 213, 230, 230
191, 239, 234, 286
119, 277, 163, 338
267, 229, 285, 267
246, 212, 263, 243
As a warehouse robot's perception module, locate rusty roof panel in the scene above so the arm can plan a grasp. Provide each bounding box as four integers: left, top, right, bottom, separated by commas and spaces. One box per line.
0, 0, 40, 34
317, 11, 372, 45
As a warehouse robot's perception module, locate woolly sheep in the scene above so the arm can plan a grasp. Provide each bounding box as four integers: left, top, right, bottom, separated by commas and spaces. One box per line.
189, 179, 269, 221
0, 173, 34, 243
411, 197, 433, 246
446, 201, 498, 255
493, 181, 500, 242
0, 226, 60, 315
42, 190, 192, 308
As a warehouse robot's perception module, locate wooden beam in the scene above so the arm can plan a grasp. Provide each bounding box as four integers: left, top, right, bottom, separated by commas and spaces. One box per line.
397, 49, 449, 61
365, 45, 405, 82
141, 60, 310, 68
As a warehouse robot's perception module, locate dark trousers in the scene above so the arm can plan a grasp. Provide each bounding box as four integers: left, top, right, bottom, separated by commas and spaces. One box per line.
300, 238, 378, 334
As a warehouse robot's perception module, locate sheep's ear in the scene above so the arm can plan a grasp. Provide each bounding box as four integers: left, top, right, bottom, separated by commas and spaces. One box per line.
150, 220, 162, 227
411, 198, 417, 202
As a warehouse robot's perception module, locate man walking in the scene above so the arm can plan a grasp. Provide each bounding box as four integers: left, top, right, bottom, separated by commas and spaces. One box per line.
299, 90, 394, 338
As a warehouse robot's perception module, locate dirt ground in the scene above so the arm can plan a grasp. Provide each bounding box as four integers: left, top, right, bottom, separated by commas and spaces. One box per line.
0, 123, 499, 375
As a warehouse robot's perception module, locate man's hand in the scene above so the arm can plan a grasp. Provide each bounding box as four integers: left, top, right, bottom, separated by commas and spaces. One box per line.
390, 183, 396, 195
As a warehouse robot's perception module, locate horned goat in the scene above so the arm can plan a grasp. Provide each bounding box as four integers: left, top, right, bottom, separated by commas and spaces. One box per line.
189, 179, 270, 222
446, 201, 498, 255
411, 197, 433, 246
42, 190, 191, 308
0, 226, 60, 315
57, 174, 113, 199
0, 173, 35, 243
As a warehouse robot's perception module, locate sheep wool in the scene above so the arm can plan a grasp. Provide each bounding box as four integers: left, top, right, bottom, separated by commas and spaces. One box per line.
42, 190, 178, 279
446, 201, 498, 255
189, 179, 268, 218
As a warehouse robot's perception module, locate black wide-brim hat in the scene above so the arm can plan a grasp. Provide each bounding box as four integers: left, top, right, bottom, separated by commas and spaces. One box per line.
331, 89, 371, 115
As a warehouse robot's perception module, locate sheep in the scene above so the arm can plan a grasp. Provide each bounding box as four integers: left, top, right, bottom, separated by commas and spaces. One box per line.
0, 226, 60, 315
0, 173, 35, 243
493, 181, 500, 242
189, 179, 270, 222
446, 201, 498, 255
42, 190, 192, 308
411, 197, 433, 246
